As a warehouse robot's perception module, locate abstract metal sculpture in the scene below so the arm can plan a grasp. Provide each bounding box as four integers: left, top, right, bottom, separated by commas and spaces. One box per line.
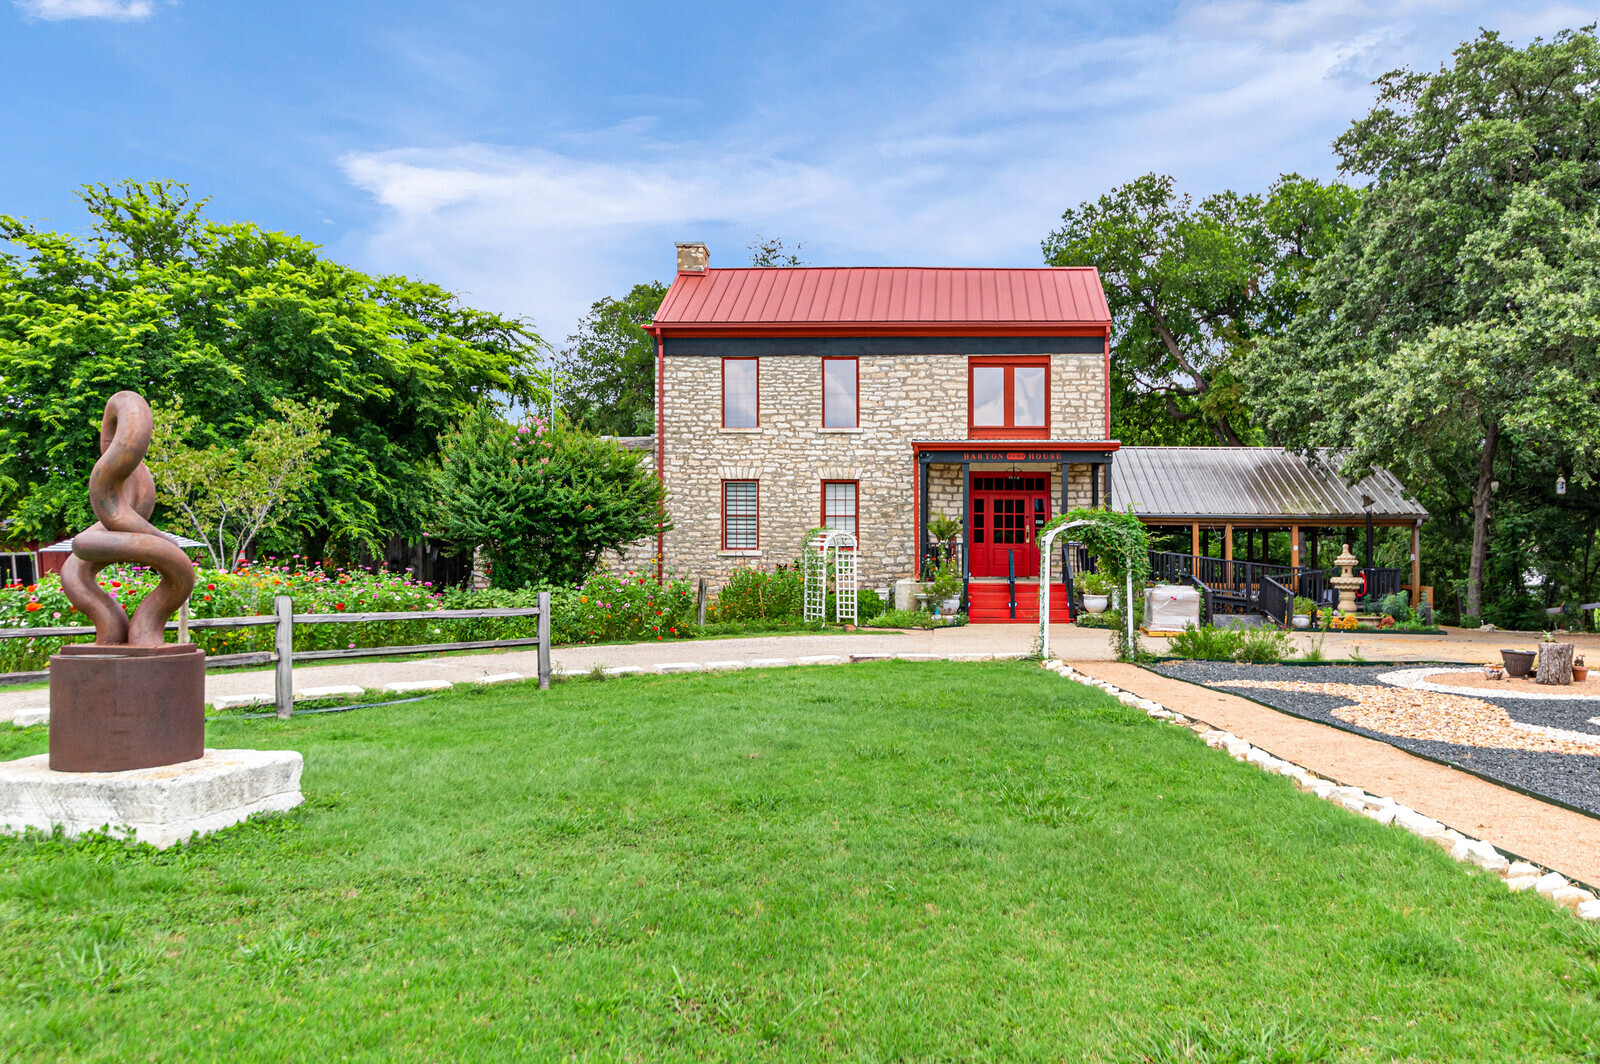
50, 391, 205, 772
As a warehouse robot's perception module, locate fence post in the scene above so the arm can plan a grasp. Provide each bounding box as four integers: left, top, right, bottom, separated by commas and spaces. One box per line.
537, 590, 551, 690
177, 602, 190, 645
274, 595, 294, 719
696, 578, 707, 626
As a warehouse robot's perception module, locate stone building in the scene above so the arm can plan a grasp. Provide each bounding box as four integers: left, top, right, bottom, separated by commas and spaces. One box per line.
631, 243, 1119, 622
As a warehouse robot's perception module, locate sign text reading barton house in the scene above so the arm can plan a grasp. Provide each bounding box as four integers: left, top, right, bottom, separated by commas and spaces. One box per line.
956, 450, 1102, 462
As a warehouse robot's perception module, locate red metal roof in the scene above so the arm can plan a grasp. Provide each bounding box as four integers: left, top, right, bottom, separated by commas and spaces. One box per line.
652, 267, 1111, 333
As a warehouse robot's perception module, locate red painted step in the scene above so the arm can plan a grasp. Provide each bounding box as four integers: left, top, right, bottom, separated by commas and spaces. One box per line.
965, 583, 1071, 624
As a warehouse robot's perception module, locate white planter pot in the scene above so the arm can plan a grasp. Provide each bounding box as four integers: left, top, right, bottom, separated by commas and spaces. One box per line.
940, 596, 961, 615
1293, 615, 1310, 629
1083, 594, 1109, 615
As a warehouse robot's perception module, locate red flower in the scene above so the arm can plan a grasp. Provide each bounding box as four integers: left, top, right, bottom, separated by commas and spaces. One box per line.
110, 581, 121, 588
206, 583, 215, 591
24, 602, 41, 612
335, 603, 346, 611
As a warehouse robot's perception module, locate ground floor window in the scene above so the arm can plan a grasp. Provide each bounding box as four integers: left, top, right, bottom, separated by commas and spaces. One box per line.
723, 480, 759, 549
822, 480, 858, 539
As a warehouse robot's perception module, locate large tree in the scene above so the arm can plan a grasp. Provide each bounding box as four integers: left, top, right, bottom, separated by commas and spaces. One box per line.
1240, 27, 1600, 618
0, 181, 544, 557
557, 282, 666, 436
1044, 173, 1357, 445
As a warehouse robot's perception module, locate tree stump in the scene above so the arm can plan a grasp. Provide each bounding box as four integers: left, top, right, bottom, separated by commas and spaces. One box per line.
1537, 642, 1576, 685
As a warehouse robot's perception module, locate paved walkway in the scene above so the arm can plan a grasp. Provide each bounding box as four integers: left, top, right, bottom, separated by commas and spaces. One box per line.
1075, 661, 1600, 888
4, 622, 1590, 723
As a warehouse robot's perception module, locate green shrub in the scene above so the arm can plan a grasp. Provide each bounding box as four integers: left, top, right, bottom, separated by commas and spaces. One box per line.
856, 588, 887, 621
1377, 591, 1411, 623
1293, 596, 1317, 616
1167, 623, 1243, 660
864, 609, 964, 629
1459, 613, 1482, 629
1075, 571, 1114, 596
1235, 626, 1294, 662
709, 564, 803, 622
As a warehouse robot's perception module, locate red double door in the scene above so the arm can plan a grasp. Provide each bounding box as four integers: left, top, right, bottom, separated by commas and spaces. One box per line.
968, 474, 1051, 578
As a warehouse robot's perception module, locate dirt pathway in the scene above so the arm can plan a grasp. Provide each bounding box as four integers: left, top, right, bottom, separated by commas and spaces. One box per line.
1075, 661, 1600, 887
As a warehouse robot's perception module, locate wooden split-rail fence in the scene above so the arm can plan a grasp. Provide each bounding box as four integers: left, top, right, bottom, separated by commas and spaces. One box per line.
0, 593, 552, 717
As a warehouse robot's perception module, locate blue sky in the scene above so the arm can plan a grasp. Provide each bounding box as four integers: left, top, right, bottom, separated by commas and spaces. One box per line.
2, 0, 1591, 343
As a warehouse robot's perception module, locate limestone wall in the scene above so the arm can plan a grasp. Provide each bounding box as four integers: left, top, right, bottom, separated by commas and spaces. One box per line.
651, 351, 1108, 590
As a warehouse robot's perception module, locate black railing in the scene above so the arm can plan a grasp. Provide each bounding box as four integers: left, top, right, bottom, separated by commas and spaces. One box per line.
1146, 549, 1404, 616
1183, 573, 1214, 626
920, 543, 970, 613
1007, 549, 1016, 619
1259, 575, 1293, 628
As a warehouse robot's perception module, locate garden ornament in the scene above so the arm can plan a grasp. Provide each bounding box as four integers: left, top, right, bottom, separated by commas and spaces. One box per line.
1330, 544, 1362, 615
51, 391, 205, 771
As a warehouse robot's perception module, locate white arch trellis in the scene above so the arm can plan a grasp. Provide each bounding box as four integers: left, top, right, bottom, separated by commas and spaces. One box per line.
804, 530, 859, 625
1038, 519, 1136, 661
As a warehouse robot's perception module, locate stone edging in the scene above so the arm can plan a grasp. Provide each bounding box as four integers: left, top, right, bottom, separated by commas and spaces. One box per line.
1378, 665, 1600, 702
1040, 659, 1600, 924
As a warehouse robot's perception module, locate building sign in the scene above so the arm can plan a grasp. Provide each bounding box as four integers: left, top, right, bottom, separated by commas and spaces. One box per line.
950, 450, 1106, 463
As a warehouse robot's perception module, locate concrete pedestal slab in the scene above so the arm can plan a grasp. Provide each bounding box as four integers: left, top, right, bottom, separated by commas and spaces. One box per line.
0, 748, 303, 848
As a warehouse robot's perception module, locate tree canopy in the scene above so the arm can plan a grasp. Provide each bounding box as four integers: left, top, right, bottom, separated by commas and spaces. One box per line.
0, 181, 545, 557
1239, 26, 1600, 617
557, 281, 665, 437
1044, 173, 1357, 446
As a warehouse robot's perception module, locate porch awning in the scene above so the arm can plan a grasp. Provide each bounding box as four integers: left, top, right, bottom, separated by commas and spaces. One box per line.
1109, 447, 1427, 524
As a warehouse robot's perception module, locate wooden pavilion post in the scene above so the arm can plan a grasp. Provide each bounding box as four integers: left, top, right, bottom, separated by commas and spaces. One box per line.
1191, 522, 1200, 559
1224, 523, 1234, 584
1291, 524, 1300, 570
1411, 521, 1422, 605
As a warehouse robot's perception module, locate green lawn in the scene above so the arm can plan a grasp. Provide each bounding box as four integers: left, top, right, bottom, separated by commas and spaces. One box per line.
2, 662, 1599, 1061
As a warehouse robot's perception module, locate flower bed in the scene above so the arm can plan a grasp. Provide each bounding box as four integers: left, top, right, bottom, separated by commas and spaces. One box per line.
0, 563, 702, 673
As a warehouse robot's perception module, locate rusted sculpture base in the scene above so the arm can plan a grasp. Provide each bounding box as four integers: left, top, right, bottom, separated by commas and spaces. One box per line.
48, 644, 205, 772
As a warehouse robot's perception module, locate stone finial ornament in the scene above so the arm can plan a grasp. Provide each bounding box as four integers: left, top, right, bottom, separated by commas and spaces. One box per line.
61, 391, 196, 644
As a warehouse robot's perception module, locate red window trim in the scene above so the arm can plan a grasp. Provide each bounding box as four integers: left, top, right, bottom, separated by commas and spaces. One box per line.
722, 479, 759, 550
722, 357, 759, 428
821, 356, 858, 428
820, 479, 859, 544
967, 355, 1050, 439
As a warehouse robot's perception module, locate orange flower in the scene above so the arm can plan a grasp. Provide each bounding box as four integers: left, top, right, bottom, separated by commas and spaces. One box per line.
24, 602, 42, 612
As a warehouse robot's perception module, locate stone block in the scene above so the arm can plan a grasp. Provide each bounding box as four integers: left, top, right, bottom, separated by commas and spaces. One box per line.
1507, 875, 1539, 892
848, 653, 894, 663
472, 673, 523, 685
1551, 886, 1596, 910
749, 658, 791, 668
795, 655, 844, 665
654, 662, 702, 673
604, 666, 647, 676
1535, 872, 1569, 896
702, 661, 747, 671
213, 694, 271, 710
894, 653, 942, 662
1364, 806, 1398, 826
11, 707, 48, 728
299, 685, 365, 700
945, 653, 994, 661
1577, 899, 1600, 922
382, 680, 453, 694
1507, 861, 1540, 879
0, 748, 303, 849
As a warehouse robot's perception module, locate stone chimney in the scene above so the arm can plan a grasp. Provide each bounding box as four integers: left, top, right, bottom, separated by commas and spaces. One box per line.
676, 242, 709, 274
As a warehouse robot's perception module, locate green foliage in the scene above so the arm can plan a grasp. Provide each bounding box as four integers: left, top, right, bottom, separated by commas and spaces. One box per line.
148, 397, 333, 571
862, 608, 964, 629
429, 406, 667, 589
1166, 623, 1293, 662
557, 281, 666, 436
0, 181, 543, 552
926, 513, 963, 550
1043, 172, 1356, 445
1240, 28, 1600, 618
1044, 508, 1151, 585
1377, 592, 1412, 623
1293, 596, 1318, 616
855, 587, 887, 621
1075, 571, 1114, 596
927, 556, 963, 601
708, 564, 804, 622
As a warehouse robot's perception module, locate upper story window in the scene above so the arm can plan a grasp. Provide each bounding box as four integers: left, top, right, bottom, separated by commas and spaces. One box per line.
723, 357, 758, 428
969, 356, 1049, 439
822, 357, 857, 428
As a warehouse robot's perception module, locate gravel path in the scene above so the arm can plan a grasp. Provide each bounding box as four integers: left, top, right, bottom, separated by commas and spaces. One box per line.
1153, 662, 1600, 817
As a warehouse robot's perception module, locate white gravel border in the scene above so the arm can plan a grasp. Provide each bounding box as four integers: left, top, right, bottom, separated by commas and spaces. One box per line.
1040, 660, 1600, 925
1378, 666, 1600, 702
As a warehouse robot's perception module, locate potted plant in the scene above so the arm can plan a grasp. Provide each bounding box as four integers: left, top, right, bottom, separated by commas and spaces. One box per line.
1292, 596, 1316, 629
926, 557, 963, 617
1575, 655, 1588, 682
1076, 571, 1113, 615
927, 513, 963, 561
1483, 662, 1505, 680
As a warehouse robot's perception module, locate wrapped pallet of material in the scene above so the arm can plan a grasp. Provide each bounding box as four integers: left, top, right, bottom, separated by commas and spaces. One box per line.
1144, 585, 1201, 633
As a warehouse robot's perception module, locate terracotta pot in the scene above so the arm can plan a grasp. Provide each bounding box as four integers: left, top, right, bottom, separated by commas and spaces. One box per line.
1574, 665, 1589, 682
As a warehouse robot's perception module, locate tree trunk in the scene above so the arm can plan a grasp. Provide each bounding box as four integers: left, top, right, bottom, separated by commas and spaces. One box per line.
1466, 421, 1500, 618
1537, 641, 1575, 686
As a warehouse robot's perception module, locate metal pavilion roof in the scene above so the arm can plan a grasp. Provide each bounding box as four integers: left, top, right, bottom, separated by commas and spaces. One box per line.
653, 267, 1112, 330
1109, 447, 1427, 523
40, 531, 207, 552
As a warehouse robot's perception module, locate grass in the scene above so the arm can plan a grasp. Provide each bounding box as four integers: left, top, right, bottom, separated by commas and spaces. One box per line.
3, 661, 1600, 1061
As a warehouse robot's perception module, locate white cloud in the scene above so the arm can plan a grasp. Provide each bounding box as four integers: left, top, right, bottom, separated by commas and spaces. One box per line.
14, 0, 153, 20
339, 0, 1591, 341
